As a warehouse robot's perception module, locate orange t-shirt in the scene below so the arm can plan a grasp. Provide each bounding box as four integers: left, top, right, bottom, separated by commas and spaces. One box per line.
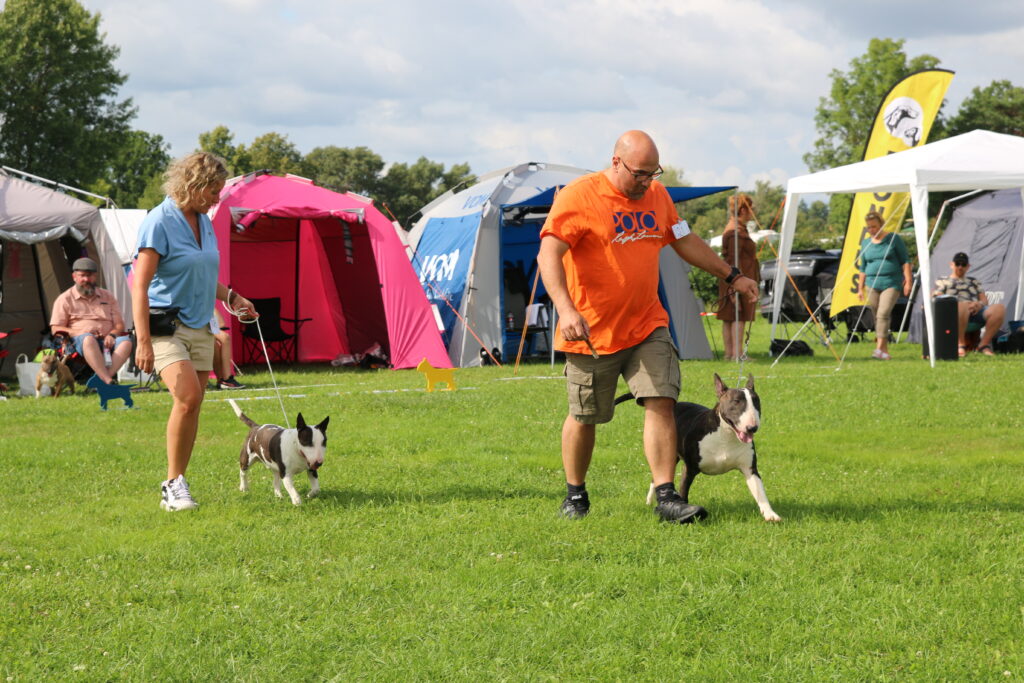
540, 172, 685, 355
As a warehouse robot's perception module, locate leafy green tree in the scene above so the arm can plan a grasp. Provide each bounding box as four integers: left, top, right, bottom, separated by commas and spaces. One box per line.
945, 79, 1024, 137
136, 172, 166, 210
0, 0, 135, 186
305, 145, 386, 195
243, 132, 307, 176
804, 38, 941, 228
94, 129, 169, 207
378, 158, 475, 226
197, 125, 249, 174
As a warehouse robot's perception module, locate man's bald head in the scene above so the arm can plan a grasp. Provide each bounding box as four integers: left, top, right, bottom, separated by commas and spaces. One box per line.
613, 130, 659, 162
606, 130, 662, 200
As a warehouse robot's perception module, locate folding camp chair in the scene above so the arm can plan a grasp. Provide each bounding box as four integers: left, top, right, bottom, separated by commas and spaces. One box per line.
241, 297, 312, 364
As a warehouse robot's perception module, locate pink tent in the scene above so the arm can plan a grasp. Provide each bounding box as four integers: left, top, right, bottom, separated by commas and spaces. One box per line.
211, 172, 450, 369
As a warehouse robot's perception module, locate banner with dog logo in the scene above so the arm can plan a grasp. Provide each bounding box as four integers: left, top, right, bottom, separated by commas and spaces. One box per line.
830, 69, 954, 317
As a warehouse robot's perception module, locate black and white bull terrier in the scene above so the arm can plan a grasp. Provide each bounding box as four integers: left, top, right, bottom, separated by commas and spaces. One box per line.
637, 373, 780, 522
229, 399, 330, 505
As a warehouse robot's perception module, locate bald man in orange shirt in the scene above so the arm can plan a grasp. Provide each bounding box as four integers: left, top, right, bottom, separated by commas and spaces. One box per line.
539, 130, 758, 523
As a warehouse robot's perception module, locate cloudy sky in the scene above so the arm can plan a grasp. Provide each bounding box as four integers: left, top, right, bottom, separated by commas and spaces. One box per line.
76, 0, 1024, 188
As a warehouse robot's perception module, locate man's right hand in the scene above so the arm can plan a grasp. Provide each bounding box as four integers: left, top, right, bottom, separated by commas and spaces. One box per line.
559, 309, 591, 342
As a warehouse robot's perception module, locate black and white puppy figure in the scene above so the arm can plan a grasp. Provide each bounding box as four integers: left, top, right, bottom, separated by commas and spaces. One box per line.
646, 373, 780, 522
229, 399, 329, 505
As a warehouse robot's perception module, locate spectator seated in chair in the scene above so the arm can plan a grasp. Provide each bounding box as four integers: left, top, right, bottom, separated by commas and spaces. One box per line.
933, 251, 1006, 357
49, 257, 133, 383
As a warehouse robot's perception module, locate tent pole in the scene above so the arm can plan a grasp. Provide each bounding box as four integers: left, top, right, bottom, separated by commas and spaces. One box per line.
458, 221, 486, 367
514, 265, 541, 375
294, 221, 302, 363
1017, 188, 1024, 321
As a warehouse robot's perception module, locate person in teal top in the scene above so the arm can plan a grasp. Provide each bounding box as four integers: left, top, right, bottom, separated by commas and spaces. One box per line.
856, 211, 912, 360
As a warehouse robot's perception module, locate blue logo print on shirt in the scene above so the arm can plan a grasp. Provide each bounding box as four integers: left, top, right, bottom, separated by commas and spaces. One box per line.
612, 210, 661, 245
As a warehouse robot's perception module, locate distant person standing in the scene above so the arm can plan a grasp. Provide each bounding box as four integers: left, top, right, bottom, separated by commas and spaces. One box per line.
857, 211, 911, 360
132, 152, 256, 512
718, 194, 760, 360
538, 130, 759, 524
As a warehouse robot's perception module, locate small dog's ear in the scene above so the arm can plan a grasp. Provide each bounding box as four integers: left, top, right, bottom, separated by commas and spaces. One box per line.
746, 374, 755, 391
316, 416, 329, 432
714, 373, 726, 397
296, 413, 307, 430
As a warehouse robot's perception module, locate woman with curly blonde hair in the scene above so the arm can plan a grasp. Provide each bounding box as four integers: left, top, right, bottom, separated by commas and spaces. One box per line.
132, 152, 256, 511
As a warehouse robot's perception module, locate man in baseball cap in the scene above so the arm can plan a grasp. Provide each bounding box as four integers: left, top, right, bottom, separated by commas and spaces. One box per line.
50, 256, 133, 383
933, 252, 1006, 356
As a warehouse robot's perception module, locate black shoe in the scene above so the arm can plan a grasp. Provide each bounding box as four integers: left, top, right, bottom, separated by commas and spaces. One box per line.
560, 493, 590, 519
218, 375, 245, 389
655, 492, 708, 524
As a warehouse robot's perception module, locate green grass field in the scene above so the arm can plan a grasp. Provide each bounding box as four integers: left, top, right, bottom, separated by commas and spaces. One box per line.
2, 324, 1022, 680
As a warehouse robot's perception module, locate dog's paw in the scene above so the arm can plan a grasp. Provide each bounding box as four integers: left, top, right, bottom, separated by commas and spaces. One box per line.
307, 489, 320, 499
763, 512, 782, 522
289, 497, 303, 506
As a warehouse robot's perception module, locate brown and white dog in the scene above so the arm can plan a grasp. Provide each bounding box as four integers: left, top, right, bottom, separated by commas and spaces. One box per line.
229, 399, 330, 505
651, 373, 779, 522
35, 353, 75, 398
621, 373, 780, 522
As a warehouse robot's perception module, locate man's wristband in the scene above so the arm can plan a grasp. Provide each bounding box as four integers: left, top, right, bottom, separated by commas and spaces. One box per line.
724, 266, 742, 285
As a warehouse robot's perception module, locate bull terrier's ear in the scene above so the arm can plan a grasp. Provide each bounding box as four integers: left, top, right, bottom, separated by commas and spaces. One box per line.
296, 413, 307, 430
714, 373, 726, 397
746, 374, 755, 391
316, 416, 329, 432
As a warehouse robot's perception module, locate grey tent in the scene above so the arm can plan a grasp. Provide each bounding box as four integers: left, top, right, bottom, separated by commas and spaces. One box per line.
0, 169, 130, 376
908, 189, 1024, 342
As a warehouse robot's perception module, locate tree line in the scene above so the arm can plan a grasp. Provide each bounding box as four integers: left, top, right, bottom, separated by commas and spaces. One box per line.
1, 2, 1021, 235
0, 0, 474, 227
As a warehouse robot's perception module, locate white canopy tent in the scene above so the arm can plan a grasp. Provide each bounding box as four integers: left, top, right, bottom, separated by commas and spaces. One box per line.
772, 130, 1024, 366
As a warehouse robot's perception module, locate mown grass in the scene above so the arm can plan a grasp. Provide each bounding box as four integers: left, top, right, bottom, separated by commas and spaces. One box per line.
1, 323, 1022, 680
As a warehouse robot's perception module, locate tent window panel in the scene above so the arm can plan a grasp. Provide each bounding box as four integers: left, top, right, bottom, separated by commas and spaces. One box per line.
231, 216, 300, 243
969, 218, 1015, 283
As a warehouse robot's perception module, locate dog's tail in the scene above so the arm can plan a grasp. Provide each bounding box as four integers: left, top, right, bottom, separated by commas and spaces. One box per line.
614, 392, 635, 405
228, 399, 258, 429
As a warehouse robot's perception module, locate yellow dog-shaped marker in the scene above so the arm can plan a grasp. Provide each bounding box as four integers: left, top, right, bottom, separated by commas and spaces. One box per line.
416, 357, 456, 392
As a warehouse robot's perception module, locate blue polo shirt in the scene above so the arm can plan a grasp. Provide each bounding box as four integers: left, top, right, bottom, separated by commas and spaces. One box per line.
135, 196, 220, 329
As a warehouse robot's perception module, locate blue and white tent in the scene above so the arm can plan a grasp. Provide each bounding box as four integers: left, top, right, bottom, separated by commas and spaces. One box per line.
407, 161, 731, 367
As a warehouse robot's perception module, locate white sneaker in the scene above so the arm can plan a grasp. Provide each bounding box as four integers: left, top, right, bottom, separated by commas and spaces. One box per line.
871, 349, 891, 360
160, 474, 199, 511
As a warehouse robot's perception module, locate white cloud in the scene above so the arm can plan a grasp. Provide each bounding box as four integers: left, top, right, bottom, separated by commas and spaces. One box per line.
71, 0, 1024, 194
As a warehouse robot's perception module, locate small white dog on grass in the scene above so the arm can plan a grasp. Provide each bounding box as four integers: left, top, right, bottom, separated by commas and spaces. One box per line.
228, 399, 330, 505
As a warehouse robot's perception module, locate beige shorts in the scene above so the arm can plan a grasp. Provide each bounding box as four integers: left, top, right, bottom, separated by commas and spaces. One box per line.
564, 326, 680, 424
152, 322, 215, 375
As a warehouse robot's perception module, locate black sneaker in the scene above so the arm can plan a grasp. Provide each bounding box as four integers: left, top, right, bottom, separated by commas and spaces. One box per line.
560, 493, 590, 519
655, 491, 708, 524
218, 375, 245, 390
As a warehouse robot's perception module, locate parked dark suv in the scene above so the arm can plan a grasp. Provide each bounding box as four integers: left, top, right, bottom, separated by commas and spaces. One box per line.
759, 249, 840, 323
760, 248, 911, 337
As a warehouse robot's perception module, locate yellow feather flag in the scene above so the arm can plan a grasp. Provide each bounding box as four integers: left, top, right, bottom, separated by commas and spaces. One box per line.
830, 69, 954, 317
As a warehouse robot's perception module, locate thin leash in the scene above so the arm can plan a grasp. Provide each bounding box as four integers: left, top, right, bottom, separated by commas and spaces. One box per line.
227, 295, 290, 428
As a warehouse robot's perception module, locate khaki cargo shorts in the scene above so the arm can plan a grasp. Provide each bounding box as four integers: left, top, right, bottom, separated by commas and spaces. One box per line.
152, 321, 215, 375
563, 326, 680, 424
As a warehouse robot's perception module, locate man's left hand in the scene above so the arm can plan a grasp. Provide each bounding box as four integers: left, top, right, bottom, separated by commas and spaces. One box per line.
731, 275, 759, 302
